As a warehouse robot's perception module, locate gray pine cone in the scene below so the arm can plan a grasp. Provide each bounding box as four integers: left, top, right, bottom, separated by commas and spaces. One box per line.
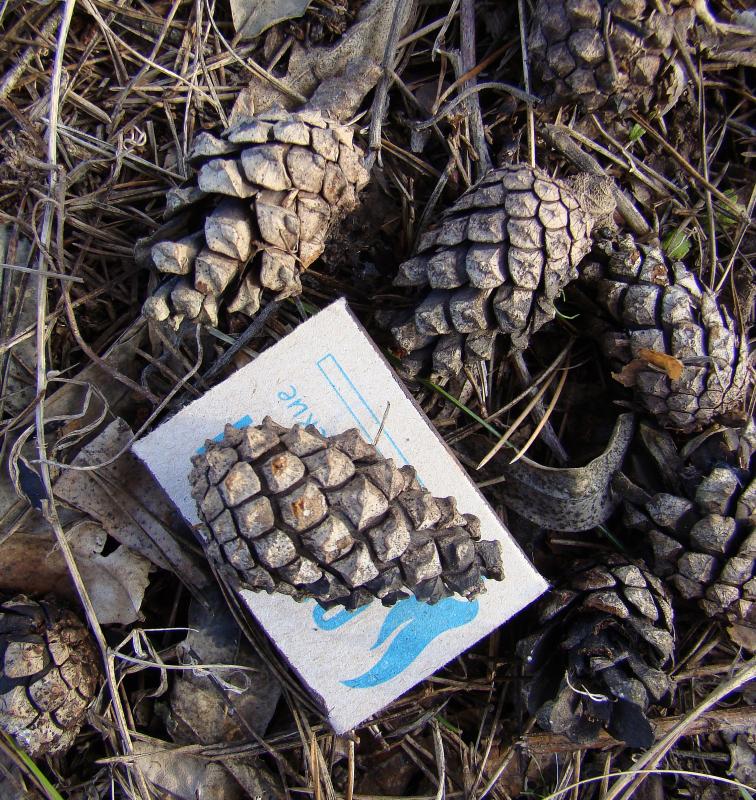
190, 418, 505, 610
580, 234, 751, 433
518, 555, 674, 748
390, 164, 614, 377
142, 108, 369, 329
529, 0, 695, 113
622, 422, 755, 629
0, 596, 100, 757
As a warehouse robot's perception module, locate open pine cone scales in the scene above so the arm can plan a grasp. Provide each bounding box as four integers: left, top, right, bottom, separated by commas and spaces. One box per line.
529, 0, 695, 112
190, 418, 505, 610
0, 596, 100, 757
581, 234, 751, 433
390, 163, 614, 376
143, 108, 369, 329
622, 422, 755, 629
518, 555, 674, 748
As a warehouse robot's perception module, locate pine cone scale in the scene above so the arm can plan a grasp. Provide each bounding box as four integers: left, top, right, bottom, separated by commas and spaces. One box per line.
0, 597, 99, 756
191, 419, 506, 609
390, 164, 614, 376
143, 110, 369, 328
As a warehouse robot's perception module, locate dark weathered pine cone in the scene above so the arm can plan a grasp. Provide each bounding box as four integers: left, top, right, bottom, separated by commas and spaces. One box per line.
142, 108, 370, 329
517, 555, 674, 748
390, 164, 615, 377
190, 418, 505, 610
528, 0, 695, 113
621, 422, 755, 629
580, 234, 751, 433
0, 596, 100, 757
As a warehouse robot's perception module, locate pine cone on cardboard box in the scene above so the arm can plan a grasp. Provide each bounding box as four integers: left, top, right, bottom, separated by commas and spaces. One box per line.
0, 596, 99, 757
142, 108, 369, 329
580, 234, 751, 433
529, 0, 695, 113
518, 555, 674, 748
621, 422, 755, 630
190, 418, 505, 610
390, 163, 615, 377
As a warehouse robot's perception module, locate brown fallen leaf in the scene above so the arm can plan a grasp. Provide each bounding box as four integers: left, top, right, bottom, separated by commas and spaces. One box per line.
0, 522, 152, 625
613, 349, 684, 387
54, 418, 209, 596
637, 347, 684, 380
613, 359, 647, 388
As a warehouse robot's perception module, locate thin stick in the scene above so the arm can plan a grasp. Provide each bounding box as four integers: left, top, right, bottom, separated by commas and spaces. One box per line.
628, 111, 748, 221
602, 656, 756, 800
539, 123, 651, 236
414, 82, 538, 131
509, 356, 570, 465
517, 0, 535, 167
477, 359, 562, 469
510, 349, 570, 464
0, 8, 62, 101
33, 4, 150, 797
366, 0, 412, 169
460, 0, 492, 178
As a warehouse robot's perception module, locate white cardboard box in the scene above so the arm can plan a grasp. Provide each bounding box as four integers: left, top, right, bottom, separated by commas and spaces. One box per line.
134, 300, 547, 732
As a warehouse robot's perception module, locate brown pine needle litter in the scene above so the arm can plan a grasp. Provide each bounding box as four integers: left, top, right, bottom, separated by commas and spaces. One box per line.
0, 0, 753, 797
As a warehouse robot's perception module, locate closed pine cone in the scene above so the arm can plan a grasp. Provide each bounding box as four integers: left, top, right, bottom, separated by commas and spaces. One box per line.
390, 164, 615, 377
621, 421, 755, 630
143, 108, 369, 329
580, 234, 751, 433
528, 0, 695, 113
0, 596, 100, 757
517, 555, 674, 748
190, 418, 505, 610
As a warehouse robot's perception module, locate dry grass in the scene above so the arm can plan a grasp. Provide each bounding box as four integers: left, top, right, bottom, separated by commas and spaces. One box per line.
0, 0, 753, 798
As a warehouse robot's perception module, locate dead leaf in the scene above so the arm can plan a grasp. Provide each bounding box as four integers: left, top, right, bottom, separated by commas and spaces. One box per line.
54, 418, 209, 595
496, 414, 636, 532
0, 225, 36, 419
637, 348, 684, 380
613, 359, 647, 388
134, 740, 247, 800
0, 522, 151, 625
229, 0, 415, 119
231, 0, 313, 41
728, 733, 756, 787
727, 621, 756, 652
168, 587, 281, 745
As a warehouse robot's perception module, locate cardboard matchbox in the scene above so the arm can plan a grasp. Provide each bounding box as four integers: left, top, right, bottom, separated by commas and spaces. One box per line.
134, 300, 547, 732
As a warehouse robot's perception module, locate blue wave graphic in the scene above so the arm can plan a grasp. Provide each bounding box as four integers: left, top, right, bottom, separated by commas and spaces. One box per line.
312, 603, 369, 631
342, 595, 479, 689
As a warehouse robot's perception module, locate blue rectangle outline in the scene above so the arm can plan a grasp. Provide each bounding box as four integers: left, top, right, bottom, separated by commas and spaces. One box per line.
316, 353, 412, 471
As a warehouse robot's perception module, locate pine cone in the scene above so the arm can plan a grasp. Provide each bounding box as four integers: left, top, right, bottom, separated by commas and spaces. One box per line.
580, 234, 751, 433
189, 418, 505, 610
0, 596, 100, 757
142, 108, 370, 329
622, 422, 755, 629
390, 164, 615, 377
518, 555, 674, 748
528, 0, 695, 113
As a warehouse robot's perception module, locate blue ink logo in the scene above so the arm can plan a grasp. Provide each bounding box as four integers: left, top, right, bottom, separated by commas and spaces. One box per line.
311, 595, 479, 689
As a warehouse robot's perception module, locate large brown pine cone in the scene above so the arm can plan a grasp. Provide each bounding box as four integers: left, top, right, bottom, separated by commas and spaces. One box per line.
142, 108, 369, 329
0, 596, 100, 757
190, 418, 505, 610
390, 164, 614, 377
580, 234, 751, 433
528, 0, 695, 113
621, 422, 755, 629
517, 555, 674, 748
